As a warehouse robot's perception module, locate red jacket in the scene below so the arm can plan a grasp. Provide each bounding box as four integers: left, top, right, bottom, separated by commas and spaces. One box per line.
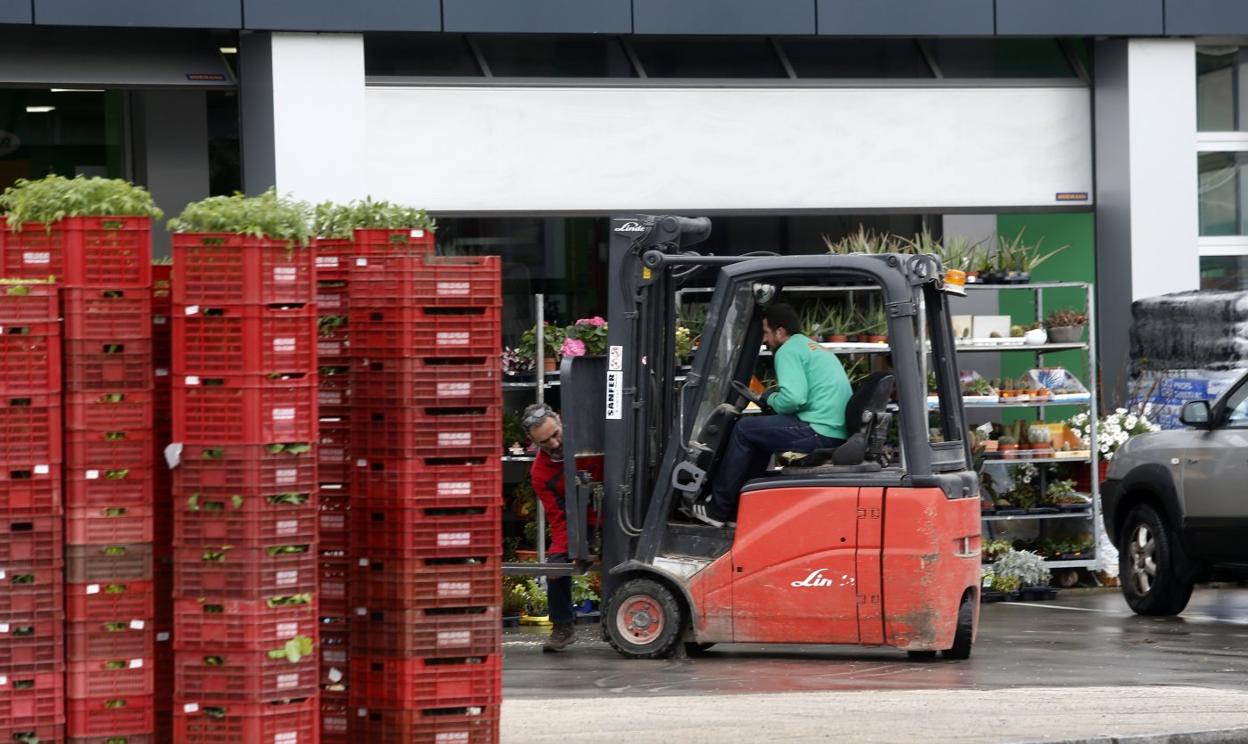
530, 451, 603, 556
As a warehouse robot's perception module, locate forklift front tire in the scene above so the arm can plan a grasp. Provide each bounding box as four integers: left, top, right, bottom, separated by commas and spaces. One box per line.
604, 578, 685, 659
941, 592, 975, 660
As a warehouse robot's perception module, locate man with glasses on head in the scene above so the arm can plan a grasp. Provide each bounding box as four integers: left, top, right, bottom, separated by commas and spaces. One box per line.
522, 403, 602, 652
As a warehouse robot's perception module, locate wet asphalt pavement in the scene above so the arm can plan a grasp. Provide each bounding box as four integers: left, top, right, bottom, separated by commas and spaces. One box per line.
503, 587, 1248, 696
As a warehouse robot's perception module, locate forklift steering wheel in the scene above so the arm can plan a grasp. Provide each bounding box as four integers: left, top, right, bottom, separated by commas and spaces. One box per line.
731, 380, 764, 408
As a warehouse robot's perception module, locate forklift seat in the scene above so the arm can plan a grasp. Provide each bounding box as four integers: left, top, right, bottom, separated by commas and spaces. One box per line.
780, 372, 895, 474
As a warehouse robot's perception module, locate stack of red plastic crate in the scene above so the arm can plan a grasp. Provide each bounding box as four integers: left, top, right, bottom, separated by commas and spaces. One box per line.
349, 228, 503, 743
151, 261, 175, 740
170, 234, 320, 743
315, 236, 352, 742
58, 219, 158, 743
0, 279, 65, 744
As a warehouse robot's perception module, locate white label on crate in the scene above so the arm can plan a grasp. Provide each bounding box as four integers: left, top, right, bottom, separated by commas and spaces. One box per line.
276, 622, 298, 639
155, 368, 169, 378
157, 632, 170, 642
274, 337, 297, 353
437, 734, 470, 743
437, 382, 471, 397
85, 469, 100, 480
355, 258, 368, 267
273, 266, 297, 283
438, 481, 471, 496
130, 619, 145, 630
438, 581, 471, 598
437, 630, 471, 647
275, 519, 298, 536
354, 607, 366, 616
276, 673, 300, 690
129, 658, 144, 668
321, 447, 344, 461
183, 703, 200, 714
319, 391, 342, 406
322, 515, 344, 530
0, 676, 7, 687
153, 315, 167, 325
357, 558, 369, 567
0, 571, 5, 580
276, 570, 298, 586
86, 584, 100, 595
185, 376, 200, 385
317, 294, 341, 309
356, 708, 368, 717
184, 305, 200, 316
275, 468, 298, 485
437, 281, 471, 296
321, 483, 343, 492
324, 650, 346, 663
438, 531, 471, 548
272, 407, 296, 421
436, 331, 471, 346
274, 733, 298, 744
318, 341, 341, 356
0, 624, 8, 634
22, 251, 49, 265
438, 432, 472, 447
317, 255, 339, 268
33, 464, 48, 475
327, 667, 343, 683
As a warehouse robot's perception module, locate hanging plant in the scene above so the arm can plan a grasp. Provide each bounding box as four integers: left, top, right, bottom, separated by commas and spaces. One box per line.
0, 175, 163, 229
167, 187, 312, 245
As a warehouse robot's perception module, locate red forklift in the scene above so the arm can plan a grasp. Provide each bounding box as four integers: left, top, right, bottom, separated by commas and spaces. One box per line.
519, 214, 981, 660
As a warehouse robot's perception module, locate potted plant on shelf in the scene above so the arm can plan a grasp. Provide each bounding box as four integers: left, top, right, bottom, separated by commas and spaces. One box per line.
572, 574, 601, 618
864, 305, 889, 344
519, 577, 551, 627
1022, 322, 1048, 346
996, 227, 1070, 284
519, 322, 564, 373
561, 316, 607, 359
675, 325, 695, 365
993, 548, 1052, 599
1045, 308, 1088, 344
501, 347, 535, 381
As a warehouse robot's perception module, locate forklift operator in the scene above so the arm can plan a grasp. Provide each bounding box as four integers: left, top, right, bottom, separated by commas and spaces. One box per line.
522, 403, 603, 652
692, 303, 851, 528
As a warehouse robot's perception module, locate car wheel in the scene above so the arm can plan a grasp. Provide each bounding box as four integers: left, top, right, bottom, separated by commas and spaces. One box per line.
604, 578, 685, 659
1119, 504, 1194, 616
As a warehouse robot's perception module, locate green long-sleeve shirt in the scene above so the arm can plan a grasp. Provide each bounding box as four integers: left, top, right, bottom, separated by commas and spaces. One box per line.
769, 333, 852, 440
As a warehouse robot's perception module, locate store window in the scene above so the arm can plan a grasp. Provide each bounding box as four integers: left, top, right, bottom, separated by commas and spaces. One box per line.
782, 38, 932, 79
1200, 255, 1248, 291
0, 89, 124, 190
365, 33, 483, 77
928, 39, 1075, 79
475, 35, 635, 78
1198, 151, 1248, 237
629, 37, 787, 78
1198, 46, 1248, 132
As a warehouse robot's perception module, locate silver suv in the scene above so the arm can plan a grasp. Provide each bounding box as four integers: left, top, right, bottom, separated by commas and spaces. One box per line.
1102, 372, 1248, 616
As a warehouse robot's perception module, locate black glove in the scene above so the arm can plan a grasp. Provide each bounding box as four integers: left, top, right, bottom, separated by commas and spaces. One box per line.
759, 386, 779, 412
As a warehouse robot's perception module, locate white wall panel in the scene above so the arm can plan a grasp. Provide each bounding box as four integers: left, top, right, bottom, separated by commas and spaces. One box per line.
365, 85, 1092, 212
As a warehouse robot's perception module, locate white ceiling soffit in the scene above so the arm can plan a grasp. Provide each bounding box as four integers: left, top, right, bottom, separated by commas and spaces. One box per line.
0, 28, 234, 88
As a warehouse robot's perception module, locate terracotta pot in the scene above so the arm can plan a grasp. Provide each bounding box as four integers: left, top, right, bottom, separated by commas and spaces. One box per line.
829, 334, 848, 343
543, 357, 557, 373
867, 335, 888, 344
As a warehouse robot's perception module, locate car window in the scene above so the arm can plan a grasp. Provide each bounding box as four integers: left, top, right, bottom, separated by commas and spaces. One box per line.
1223, 381, 1248, 426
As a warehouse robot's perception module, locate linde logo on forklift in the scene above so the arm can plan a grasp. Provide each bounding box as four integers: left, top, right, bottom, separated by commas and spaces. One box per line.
790, 569, 855, 588
613, 221, 647, 233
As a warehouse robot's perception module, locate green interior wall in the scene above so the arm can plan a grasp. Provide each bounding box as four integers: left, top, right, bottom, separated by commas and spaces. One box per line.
996, 212, 1096, 424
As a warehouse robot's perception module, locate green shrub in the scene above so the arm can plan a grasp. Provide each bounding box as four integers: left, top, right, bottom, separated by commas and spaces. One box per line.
0, 175, 163, 229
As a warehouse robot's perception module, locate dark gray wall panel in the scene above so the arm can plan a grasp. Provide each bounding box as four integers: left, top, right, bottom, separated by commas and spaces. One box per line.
34, 0, 240, 28
997, 0, 1162, 36
819, 0, 993, 35
0, 1, 31, 23
244, 0, 439, 31
1166, 0, 1248, 35
444, 0, 630, 33
633, 0, 814, 35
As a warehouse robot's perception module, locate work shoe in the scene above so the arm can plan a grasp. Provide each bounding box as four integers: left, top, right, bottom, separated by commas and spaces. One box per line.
543, 623, 576, 653
691, 501, 735, 529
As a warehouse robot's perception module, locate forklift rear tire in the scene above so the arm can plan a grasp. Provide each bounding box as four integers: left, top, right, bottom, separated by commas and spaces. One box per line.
941, 592, 975, 660
604, 578, 685, 659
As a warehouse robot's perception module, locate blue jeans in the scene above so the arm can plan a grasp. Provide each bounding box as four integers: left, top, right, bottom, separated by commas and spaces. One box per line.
545, 553, 574, 626
709, 415, 844, 519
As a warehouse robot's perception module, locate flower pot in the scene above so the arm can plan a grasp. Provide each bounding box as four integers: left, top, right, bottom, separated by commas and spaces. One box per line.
1023, 328, 1048, 346
828, 334, 848, 343
1000, 444, 1019, 459
1048, 325, 1084, 344
944, 268, 967, 296
867, 335, 888, 344
543, 357, 557, 373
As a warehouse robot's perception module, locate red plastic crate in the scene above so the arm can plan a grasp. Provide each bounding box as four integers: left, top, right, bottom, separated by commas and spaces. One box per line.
0, 723, 65, 744
67, 580, 155, 623
172, 374, 318, 444
63, 287, 153, 340
67, 428, 154, 467
0, 394, 61, 465
351, 457, 500, 509
67, 469, 154, 509
67, 657, 155, 698
173, 697, 318, 744
317, 495, 348, 552
0, 281, 59, 322
353, 356, 500, 408
353, 227, 434, 256
317, 553, 350, 619
353, 506, 500, 560
318, 623, 349, 685
172, 233, 315, 306
66, 505, 154, 545
174, 442, 318, 496
352, 406, 501, 460
72, 735, 156, 744
0, 670, 64, 724
353, 704, 499, 744
0, 570, 62, 616
351, 255, 501, 307
320, 699, 350, 744
67, 695, 155, 739
65, 389, 154, 432
315, 238, 353, 281
0, 322, 61, 394
351, 606, 500, 658
67, 620, 154, 660
174, 303, 318, 377
0, 466, 60, 516
315, 282, 348, 313
173, 544, 317, 600
350, 655, 500, 709
0, 514, 62, 564
175, 648, 319, 702
175, 499, 319, 547
348, 306, 499, 358
63, 339, 153, 392
0, 614, 64, 669
2, 216, 152, 286
354, 558, 500, 610
66, 543, 153, 582
172, 597, 318, 652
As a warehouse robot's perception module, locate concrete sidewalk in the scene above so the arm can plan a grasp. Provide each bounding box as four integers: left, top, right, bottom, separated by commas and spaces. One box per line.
501, 686, 1248, 743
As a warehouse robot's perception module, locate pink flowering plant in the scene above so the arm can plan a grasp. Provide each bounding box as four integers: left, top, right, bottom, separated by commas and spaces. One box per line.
562, 316, 608, 357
